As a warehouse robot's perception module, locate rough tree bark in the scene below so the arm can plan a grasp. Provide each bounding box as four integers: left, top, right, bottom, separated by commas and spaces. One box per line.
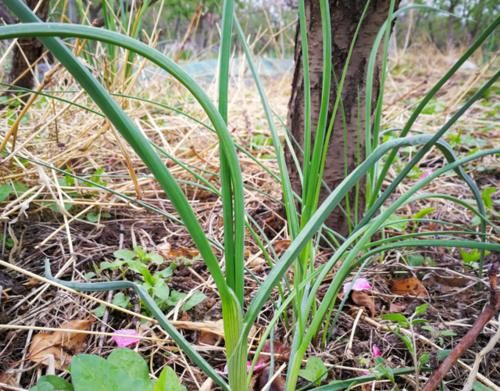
286, 0, 397, 236
8, 0, 50, 91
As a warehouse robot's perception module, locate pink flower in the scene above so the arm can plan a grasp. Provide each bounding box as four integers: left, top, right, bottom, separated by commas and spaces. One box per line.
217, 364, 228, 376
343, 278, 372, 295
247, 360, 268, 373
418, 169, 433, 180
372, 344, 382, 358
111, 329, 140, 347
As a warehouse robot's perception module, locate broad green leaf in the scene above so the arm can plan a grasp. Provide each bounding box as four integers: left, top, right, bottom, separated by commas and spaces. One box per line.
30, 375, 73, 391
460, 249, 481, 264
408, 254, 425, 266
411, 318, 428, 325
381, 313, 409, 327
112, 292, 130, 308
155, 266, 174, 279
138, 265, 156, 286
437, 349, 452, 362
418, 352, 430, 368
58, 175, 75, 187
372, 359, 395, 382
12, 181, 29, 193
299, 357, 328, 385
92, 304, 106, 318
471, 215, 481, 226
473, 381, 494, 391
107, 349, 150, 387
153, 366, 186, 391
88, 168, 107, 187
385, 214, 408, 232
439, 330, 457, 337
182, 291, 206, 312
398, 334, 414, 353
412, 207, 435, 220
100, 260, 124, 270
166, 290, 186, 307
153, 281, 170, 302
71, 350, 153, 391
148, 252, 164, 265
31, 383, 57, 391
481, 186, 495, 209
414, 303, 429, 316
0, 184, 12, 202
86, 212, 99, 223
113, 249, 136, 262
70, 355, 113, 391
421, 98, 445, 114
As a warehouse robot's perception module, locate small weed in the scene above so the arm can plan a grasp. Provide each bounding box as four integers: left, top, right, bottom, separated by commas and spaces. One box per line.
382, 303, 431, 390
97, 247, 205, 314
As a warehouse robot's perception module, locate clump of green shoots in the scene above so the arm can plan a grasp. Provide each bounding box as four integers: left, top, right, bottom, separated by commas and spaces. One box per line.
1, 1, 498, 390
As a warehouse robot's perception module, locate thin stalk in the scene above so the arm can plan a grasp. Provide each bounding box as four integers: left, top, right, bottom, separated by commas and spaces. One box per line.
217, 1, 247, 389
297, 0, 312, 189
366, 0, 395, 202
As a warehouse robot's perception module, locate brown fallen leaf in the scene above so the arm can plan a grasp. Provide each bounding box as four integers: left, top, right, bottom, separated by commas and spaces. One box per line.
174, 319, 257, 345
273, 240, 291, 255
198, 329, 221, 346
28, 319, 93, 369
423, 272, 471, 294
351, 291, 377, 317
253, 367, 285, 391
389, 301, 407, 313
251, 341, 289, 391
247, 256, 266, 272
390, 277, 428, 298
156, 241, 171, 259
254, 341, 290, 367
174, 319, 225, 337
167, 246, 200, 259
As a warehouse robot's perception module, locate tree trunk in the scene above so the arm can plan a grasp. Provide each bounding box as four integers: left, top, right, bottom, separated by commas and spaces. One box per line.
8, 0, 50, 91
286, 0, 397, 236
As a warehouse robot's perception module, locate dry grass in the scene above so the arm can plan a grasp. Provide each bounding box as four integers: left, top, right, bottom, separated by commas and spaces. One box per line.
0, 42, 499, 390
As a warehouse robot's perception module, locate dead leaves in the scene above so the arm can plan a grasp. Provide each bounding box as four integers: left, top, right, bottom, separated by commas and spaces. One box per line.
390, 276, 429, 298
273, 240, 291, 255
251, 341, 289, 391
423, 272, 471, 294
177, 319, 224, 346
351, 291, 377, 317
156, 242, 200, 260
342, 275, 430, 318
28, 320, 93, 369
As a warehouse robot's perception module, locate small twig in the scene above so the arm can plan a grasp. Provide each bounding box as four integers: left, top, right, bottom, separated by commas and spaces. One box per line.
0, 383, 27, 391
345, 307, 363, 356
422, 261, 500, 391
463, 319, 500, 391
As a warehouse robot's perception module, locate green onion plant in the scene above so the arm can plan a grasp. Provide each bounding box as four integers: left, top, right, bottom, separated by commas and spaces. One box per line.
1, 1, 498, 390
